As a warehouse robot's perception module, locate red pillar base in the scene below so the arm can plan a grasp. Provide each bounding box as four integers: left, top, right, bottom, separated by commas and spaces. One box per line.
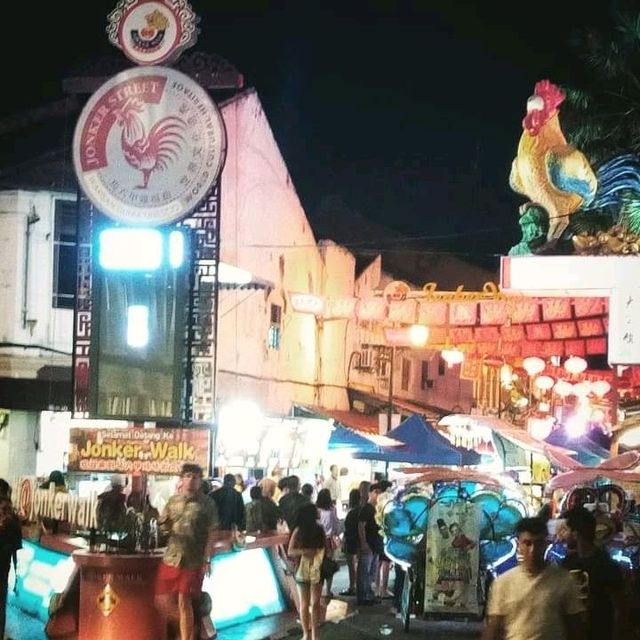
73, 550, 165, 640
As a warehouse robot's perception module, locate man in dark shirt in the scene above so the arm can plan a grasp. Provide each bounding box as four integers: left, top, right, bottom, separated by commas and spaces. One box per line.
562, 506, 627, 640
356, 483, 383, 605
278, 475, 309, 531
97, 474, 127, 532
0, 495, 21, 640
211, 474, 246, 530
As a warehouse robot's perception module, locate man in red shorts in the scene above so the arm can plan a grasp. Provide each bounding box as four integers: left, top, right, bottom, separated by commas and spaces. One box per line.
156, 463, 219, 640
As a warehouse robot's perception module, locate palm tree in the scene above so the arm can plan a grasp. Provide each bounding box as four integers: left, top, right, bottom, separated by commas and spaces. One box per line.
560, 0, 640, 166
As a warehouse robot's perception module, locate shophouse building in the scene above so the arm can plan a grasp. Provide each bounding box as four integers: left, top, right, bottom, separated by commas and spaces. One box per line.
0, 67, 493, 478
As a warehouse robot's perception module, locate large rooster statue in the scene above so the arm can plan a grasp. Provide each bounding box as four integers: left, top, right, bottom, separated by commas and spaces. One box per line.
509, 80, 597, 242
113, 98, 187, 189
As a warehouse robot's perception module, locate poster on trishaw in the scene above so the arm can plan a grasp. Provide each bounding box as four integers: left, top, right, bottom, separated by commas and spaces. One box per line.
424, 500, 482, 615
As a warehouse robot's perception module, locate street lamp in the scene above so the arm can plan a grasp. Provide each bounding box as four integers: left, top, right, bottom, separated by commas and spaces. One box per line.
383, 324, 429, 433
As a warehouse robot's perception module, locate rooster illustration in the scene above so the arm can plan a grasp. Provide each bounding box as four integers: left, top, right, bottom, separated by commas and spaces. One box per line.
509, 80, 598, 241
112, 98, 187, 189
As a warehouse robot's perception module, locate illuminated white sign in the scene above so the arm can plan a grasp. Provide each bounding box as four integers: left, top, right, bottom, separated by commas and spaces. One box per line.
289, 293, 324, 315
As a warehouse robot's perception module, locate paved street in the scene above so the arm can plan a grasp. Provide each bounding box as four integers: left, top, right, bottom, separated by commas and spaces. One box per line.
6, 563, 483, 640
219, 563, 482, 640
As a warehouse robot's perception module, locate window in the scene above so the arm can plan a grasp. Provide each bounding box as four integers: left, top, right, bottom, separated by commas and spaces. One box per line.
268, 304, 282, 350
401, 357, 411, 391
438, 356, 446, 376
421, 360, 433, 390
358, 348, 373, 369
52, 200, 77, 309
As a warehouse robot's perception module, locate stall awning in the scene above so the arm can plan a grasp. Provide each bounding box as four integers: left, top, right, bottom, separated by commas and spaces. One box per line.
293, 405, 380, 434
346, 388, 446, 425
327, 424, 403, 451
438, 414, 577, 458
317, 408, 380, 435
544, 426, 610, 467
354, 414, 481, 466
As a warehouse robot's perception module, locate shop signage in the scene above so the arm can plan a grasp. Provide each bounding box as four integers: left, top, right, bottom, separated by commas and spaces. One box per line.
73, 66, 226, 226
107, 0, 199, 66
67, 427, 210, 475
16, 477, 98, 530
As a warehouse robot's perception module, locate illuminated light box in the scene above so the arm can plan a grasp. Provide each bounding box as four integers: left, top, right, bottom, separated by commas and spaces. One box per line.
8, 540, 75, 622
98, 228, 163, 271
203, 548, 287, 630
90, 228, 191, 421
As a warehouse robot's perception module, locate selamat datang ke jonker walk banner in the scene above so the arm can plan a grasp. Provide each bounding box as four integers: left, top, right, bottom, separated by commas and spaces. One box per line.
67, 427, 210, 475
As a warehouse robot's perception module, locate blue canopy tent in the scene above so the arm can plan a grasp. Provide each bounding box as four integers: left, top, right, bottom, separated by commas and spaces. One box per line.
544, 426, 610, 467
353, 414, 480, 466
327, 424, 401, 455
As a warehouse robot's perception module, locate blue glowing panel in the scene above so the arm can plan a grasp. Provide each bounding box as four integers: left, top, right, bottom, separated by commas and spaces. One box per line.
202, 548, 287, 630
8, 541, 75, 622
99, 228, 163, 271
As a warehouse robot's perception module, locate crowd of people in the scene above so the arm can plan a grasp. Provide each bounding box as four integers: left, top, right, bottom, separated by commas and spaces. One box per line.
4, 462, 633, 640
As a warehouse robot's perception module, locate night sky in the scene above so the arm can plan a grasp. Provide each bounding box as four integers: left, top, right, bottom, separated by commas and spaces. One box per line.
0, 1, 610, 266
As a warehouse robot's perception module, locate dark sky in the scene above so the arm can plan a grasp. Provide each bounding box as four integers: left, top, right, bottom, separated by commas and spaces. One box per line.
0, 1, 609, 266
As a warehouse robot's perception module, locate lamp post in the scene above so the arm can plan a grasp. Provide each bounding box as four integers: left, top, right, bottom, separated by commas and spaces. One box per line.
383, 324, 429, 433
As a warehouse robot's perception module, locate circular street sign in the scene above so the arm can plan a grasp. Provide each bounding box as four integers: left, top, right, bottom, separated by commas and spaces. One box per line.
73, 66, 226, 226
107, 0, 199, 66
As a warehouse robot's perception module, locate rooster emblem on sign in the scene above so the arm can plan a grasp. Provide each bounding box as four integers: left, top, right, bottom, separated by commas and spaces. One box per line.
112, 97, 187, 189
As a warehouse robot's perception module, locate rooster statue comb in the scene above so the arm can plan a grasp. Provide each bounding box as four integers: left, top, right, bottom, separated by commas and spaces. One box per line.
510, 79, 597, 242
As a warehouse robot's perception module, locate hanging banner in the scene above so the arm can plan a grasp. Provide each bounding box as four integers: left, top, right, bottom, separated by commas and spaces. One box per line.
541, 298, 572, 321
508, 299, 539, 323
564, 339, 586, 356
424, 501, 481, 616
500, 325, 525, 342
418, 301, 448, 326
67, 427, 210, 475
388, 299, 417, 324
574, 297, 604, 318
526, 323, 552, 341
577, 318, 603, 337
449, 301, 477, 325
474, 326, 500, 342
551, 321, 578, 340
324, 297, 357, 319
479, 300, 508, 326
356, 298, 387, 321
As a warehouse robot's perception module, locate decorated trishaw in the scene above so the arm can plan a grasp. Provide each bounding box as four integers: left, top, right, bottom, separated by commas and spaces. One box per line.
378, 467, 532, 629
543, 459, 640, 602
